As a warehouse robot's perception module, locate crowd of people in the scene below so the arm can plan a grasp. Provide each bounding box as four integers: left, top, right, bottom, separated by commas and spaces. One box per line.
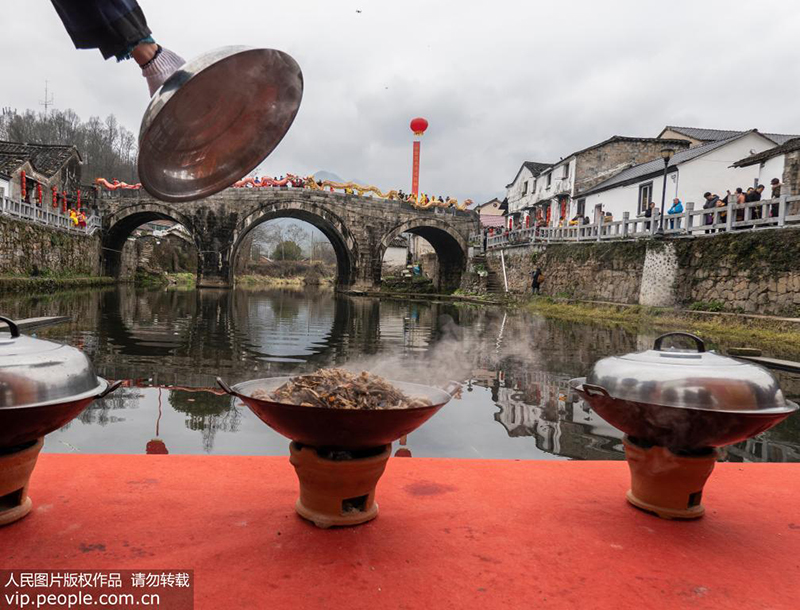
701, 178, 782, 233
483, 176, 786, 246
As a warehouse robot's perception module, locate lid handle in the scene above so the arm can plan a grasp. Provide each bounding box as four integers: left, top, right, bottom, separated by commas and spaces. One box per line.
0, 316, 20, 339
653, 332, 705, 353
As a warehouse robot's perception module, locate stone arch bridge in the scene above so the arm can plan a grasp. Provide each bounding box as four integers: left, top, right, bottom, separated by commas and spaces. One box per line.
98, 189, 478, 290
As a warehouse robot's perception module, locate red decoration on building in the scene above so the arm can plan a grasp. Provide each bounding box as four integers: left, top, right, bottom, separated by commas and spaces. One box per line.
76, 190, 81, 209
410, 117, 429, 136
62, 191, 67, 213
52, 187, 57, 208
20, 171, 26, 200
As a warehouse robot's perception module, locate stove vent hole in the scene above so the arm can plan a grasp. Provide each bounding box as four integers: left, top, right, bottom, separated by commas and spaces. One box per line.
0, 488, 23, 511
342, 495, 368, 514
688, 491, 703, 508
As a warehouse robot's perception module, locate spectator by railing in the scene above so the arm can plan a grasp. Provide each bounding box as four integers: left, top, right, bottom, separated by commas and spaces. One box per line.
1, 196, 102, 236
476, 194, 800, 251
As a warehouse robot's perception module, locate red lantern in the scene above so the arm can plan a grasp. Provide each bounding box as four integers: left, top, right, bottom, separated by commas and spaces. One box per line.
52, 187, 57, 208
76, 190, 81, 210
20, 171, 26, 200
410, 117, 429, 137
62, 191, 67, 214
36, 184, 42, 205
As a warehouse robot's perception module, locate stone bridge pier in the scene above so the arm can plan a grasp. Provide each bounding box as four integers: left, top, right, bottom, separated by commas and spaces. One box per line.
99, 189, 478, 291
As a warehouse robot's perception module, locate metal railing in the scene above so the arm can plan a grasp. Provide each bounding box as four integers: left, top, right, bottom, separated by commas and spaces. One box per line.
1, 196, 102, 236
479, 195, 800, 250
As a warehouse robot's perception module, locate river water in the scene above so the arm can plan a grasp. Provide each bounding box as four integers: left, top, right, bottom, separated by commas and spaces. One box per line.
5, 286, 799, 461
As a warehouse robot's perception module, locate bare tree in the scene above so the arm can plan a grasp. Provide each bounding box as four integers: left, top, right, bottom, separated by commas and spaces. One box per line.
0, 107, 138, 183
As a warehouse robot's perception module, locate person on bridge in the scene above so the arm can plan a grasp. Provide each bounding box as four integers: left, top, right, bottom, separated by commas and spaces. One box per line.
50, 0, 185, 96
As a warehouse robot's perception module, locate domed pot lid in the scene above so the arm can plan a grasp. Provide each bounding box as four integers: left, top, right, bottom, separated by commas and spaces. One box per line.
138, 46, 304, 202
0, 317, 108, 410
585, 332, 796, 414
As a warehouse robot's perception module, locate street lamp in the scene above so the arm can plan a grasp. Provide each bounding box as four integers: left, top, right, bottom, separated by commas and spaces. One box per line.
656, 147, 676, 236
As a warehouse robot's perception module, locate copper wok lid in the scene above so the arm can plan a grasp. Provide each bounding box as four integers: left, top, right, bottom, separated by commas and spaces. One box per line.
138, 46, 303, 202
218, 376, 455, 449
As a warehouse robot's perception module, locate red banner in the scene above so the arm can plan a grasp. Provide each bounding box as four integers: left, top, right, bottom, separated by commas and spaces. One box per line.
411, 141, 421, 196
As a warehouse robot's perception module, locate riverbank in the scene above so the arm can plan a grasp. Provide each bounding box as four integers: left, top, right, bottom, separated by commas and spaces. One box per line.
526, 297, 800, 354
237, 274, 334, 288
348, 288, 800, 354
0, 275, 116, 294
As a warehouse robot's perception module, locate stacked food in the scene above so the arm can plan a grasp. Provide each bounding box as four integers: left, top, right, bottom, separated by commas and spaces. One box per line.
252, 368, 432, 410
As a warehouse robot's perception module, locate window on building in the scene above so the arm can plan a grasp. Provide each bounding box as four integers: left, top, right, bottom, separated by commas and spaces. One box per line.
562, 164, 570, 179
522, 181, 528, 196
532, 178, 537, 192
546, 173, 552, 188
577, 198, 586, 216
638, 182, 653, 214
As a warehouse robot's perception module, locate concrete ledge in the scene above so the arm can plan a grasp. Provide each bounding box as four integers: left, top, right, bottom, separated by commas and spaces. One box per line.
2, 454, 798, 609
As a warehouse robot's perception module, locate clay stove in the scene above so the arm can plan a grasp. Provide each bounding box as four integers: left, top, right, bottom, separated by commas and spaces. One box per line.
0, 316, 119, 526
572, 332, 797, 520
219, 376, 455, 528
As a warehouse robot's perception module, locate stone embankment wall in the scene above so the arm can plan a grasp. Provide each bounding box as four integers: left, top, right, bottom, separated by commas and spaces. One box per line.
673, 229, 800, 315
465, 228, 800, 316
0, 216, 101, 277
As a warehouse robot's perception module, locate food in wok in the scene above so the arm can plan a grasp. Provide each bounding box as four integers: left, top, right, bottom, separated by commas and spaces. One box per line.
253, 368, 433, 410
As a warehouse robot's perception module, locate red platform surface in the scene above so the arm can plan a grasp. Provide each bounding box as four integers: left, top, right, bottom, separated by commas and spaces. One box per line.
2, 455, 799, 609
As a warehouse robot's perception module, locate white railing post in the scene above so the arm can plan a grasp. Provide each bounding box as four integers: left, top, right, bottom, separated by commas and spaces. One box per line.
725, 200, 734, 232
622, 212, 630, 238
778, 194, 788, 227
685, 202, 694, 233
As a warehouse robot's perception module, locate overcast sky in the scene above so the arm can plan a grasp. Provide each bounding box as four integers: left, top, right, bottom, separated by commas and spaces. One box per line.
3, 1, 800, 203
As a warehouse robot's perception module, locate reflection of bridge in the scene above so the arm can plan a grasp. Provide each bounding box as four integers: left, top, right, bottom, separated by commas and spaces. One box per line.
98, 189, 478, 290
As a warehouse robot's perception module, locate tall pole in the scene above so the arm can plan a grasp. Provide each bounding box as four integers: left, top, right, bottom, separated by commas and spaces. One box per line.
659, 158, 668, 233
656, 148, 675, 236
411, 141, 421, 197
409, 118, 428, 198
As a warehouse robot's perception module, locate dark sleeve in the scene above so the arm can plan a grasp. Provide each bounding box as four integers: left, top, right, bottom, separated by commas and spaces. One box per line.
50, 0, 151, 60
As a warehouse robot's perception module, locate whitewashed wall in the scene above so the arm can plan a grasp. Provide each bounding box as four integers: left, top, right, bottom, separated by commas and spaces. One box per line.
0, 178, 9, 199
757, 155, 785, 190
529, 158, 575, 206
506, 166, 537, 215
383, 245, 407, 266
582, 133, 775, 222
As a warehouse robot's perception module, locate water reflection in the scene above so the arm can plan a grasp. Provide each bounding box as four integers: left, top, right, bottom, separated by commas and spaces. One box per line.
4, 286, 798, 461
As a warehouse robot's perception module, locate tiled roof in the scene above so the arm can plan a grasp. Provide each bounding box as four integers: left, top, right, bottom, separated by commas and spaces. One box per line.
662, 126, 799, 146
733, 137, 800, 168
506, 161, 553, 188
0, 141, 80, 178
583, 133, 755, 196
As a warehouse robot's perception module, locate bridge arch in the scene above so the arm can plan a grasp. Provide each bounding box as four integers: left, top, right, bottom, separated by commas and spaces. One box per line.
230, 200, 360, 287
102, 203, 200, 278
379, 217, 468, 291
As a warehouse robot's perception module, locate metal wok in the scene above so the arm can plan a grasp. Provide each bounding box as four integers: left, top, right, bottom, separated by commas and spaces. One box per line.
0, 380, 119, 450
570, 378, 797, 450
0, 316, 120, 449
218, 376, 455, 449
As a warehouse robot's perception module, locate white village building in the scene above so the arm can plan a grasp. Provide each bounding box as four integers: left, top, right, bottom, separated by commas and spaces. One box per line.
505, 137, 691, 229
580, 130, 780, 222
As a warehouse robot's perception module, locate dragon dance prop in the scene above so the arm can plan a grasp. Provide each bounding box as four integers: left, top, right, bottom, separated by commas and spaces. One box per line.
233, 174, 473, 211
95, 178, 142, 190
